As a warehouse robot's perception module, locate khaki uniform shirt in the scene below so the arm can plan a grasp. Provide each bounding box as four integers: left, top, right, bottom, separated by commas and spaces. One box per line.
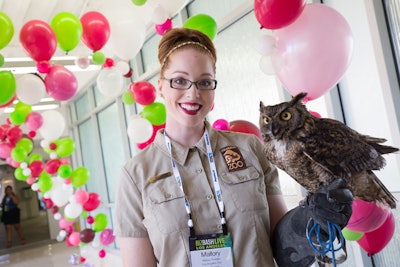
114, 121, 282, 267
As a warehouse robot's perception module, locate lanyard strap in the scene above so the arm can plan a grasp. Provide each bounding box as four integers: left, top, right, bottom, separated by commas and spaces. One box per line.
164, 129, 227, 236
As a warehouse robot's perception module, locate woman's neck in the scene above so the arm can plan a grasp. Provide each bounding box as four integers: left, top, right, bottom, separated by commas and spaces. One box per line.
164, 122, 205, 147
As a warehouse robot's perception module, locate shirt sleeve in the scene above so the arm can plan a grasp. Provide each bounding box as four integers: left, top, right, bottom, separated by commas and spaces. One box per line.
114, 162, 149, 238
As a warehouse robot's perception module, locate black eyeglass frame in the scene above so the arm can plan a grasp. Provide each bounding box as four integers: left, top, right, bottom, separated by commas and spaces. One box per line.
161, 77, 218, 90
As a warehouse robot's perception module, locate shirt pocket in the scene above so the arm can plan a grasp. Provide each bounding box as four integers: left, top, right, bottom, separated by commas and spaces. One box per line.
220, 166, 268, 212
148, 178, 189, 234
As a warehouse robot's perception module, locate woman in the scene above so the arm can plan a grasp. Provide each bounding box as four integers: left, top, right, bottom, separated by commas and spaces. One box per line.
1, 185, 25, 248
114, 28, 352, 266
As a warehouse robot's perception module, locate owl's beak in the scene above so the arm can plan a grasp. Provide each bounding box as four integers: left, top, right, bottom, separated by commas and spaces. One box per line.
270, 123, 281, 138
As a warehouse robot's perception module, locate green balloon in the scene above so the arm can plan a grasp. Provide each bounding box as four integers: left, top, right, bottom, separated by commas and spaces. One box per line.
29, 153, 43, 164
93, 213, 108, 232
38, 172, 53, 193
9, 110, 27, 125
131, 0, 147, 6
92, 51, 106, 65
14, 167, 29, 182
141, 102, 166, 125
0, 54, 4, 67
342, 228, 364, 241
122, 92, 135, 105
55, 137, 75, 157
16, 137, 34, 154
51, 12, 83, 52
71, 167, 90, 187
0, 12, 14, 50
183, 14, 218, 40
58, 164, 73, 178
14, 101, 32, 116
11, 147, 28, 162
0, 70, 16, 105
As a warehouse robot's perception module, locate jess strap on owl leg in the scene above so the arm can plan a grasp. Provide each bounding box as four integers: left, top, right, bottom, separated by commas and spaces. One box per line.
272, 178, 353, 267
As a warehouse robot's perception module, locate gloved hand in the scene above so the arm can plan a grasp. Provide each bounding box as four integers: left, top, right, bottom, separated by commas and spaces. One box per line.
272, 178, 353, 267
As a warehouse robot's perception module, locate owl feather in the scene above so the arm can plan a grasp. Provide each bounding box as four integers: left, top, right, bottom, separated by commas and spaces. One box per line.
259, 92, 398, 209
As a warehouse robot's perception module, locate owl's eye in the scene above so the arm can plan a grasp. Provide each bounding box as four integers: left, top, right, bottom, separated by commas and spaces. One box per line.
263, 117, 271, 125
280, 111, 292, 121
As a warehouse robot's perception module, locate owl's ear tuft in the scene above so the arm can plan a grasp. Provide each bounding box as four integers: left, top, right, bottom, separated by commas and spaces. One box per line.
289, 92, 308, 106
260, 101, 265, 110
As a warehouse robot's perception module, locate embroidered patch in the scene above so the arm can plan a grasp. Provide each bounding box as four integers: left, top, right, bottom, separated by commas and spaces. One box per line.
220, 146, 247, 172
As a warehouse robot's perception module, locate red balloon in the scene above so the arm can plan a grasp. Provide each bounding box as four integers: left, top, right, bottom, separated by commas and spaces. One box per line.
19, 20, 57, 62
357, 211, 395, 256
7, 126, 23, 145
80, 11, 110, 52
83, 192, 101, 212
137, 123, 165, 150
44, 65, 78, 101
346, 199, 390, 232
254, 0, 306, 29
129, 81, 157, 105
45, 158, 62, 175
29, 160, 45, 177
155, 18, 172, 35
229, 120, 262, 140
80, 228, 95, 243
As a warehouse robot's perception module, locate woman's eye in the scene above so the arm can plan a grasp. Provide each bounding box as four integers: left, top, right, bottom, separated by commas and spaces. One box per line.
280, 112, 292, 121
173, 78, 187, 85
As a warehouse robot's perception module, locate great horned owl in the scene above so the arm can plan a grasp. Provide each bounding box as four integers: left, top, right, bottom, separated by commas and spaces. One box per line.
259, 92, 398, 209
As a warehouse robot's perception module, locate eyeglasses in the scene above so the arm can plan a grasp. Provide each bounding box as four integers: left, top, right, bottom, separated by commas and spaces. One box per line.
161, 77, 217, 91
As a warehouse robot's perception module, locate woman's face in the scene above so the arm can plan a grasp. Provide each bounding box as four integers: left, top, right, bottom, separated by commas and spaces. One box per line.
6, 187, 12, 195
158, 48, 215, 130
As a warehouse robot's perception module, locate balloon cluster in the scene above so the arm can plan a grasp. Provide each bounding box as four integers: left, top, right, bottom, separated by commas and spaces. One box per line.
341, 199, 395, 256
254, 1, 353, 102
123, 81, 166, 150
212, 119, 262, 140
0, 105, 115, 264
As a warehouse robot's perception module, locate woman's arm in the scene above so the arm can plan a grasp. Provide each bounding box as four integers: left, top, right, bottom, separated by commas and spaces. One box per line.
267, 194, 288, 234
119, 237, 157, 267
11, 194, 20, 205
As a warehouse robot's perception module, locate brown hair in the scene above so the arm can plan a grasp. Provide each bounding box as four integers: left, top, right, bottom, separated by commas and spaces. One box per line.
158, 28, 217, 75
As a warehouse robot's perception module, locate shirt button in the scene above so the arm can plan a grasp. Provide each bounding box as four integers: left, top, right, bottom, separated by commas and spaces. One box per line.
206, 194, 213, 200
217, 224, 223, 230
195, 169, 203, 174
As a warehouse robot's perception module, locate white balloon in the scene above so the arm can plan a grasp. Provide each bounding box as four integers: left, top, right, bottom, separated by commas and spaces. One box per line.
255, 34, 276, 56
127, 116, 153, 143
151, 5, 169, 24
115, 61, 130, 75
96, 67, 124, 97
31, 183, 39, 191
259, 55, 275, 75
75, 56, 91, 69
16, 74, 46, 104
49, 177, 73, 207
151, 0, 188, 17
38, 110, 66, 141
64, 202, 83, 219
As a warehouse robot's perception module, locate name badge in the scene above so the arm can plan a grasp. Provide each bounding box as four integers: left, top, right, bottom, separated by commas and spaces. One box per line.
189, 233, 234, 267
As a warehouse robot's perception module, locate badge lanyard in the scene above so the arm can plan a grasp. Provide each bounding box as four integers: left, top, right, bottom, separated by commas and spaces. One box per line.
164, 129, 227, 236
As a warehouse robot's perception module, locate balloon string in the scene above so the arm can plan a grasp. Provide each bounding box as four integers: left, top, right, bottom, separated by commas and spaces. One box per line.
306, 219, 344, 267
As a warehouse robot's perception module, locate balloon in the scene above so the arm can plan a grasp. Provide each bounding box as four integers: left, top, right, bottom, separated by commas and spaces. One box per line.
141, 102, 166, 126
25, 112, 43, 131
92, 51, 106, 65
229, 120, 262, 140
346, 199, 390, 232
16, 137, 33, 154
132, 0, 147, 6
68, 232, 81, 246
71, 166, 90, 188
38, 172, 53, 193
136, 123, 165, 150
127, 116, 153, 143
0, 143, 12, 159
38, 110, 66, 141
75, 56, 91, 69
0, 12, 14, 49
80, 11, 110, 52
129, 81, 156, 105
14, 167, 29, 182
151, 5, 169, 24
9, 110, 27, 125
44, 64, 78, 101
51, 12, 83, 52
155, 18, 172, 36
183, 14, 217, 40
0, 54, 3, 67
213, 119, 230, 131
357, 211, 395, 256
93, 213, 108, 232
55, 137, 75, 157
96, 67, 124, 97
45, 159, 61, 175
0, 71, 16, 105
19, 20, 57, 62
16, 74, 46, 105
272, 4, 353, 101
104, 5, 146, 61
0, 93, 15, 108
58, 164, 72, 178
255, 34, 276, 56
49, 177, 73, 207
254, 0, 306, 30
122, 92, 135, 105
154, 0, 188, 18
29, 160, 44, 178
342, 228, 363, 241
83, 192, 101, 212
59, 217, 74, 229
64, 202, 83, 219
115, 61, 130, 76
80, 228, 95, 243
7, 126, 23, 145
100, 228, 115, 245
75, 189, 89, 204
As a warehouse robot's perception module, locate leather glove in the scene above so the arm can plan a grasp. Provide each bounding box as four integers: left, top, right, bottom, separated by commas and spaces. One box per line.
272, 178, 353, 267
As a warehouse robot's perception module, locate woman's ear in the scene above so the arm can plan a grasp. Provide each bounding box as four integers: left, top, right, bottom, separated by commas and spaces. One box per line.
157, 79, 164, 98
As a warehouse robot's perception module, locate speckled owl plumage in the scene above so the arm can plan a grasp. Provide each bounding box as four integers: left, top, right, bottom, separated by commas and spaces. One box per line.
259, 92, 398, 209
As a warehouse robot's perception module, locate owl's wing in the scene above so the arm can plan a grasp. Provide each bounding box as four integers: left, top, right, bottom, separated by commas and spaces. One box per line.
301, 118, 386, 177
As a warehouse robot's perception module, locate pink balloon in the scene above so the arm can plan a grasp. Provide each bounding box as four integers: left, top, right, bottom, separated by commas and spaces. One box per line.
25, 112, 43, 131
29, 160, 44, 177
155, 18, 172, 35
100, 228, 116, 245
129, 81, 157, 105
272, 4, 353, 101
357, 211, 395, 256
80, 11, 110, 52
45, 159, 61, 175
212, 119, 230, 131
44, 65, 78, 101
0, 143, 12, 159
75, 189, 89, 204
229, 120, 262, 140
59, 217, 74, 229
68, 232, 81, 246
254, 0, 306, 30
19, 20, 57, 62
346, 199, 390, 232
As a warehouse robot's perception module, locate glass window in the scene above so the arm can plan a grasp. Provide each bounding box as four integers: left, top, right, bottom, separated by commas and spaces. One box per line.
187, 0, 248, 22
97, 103, 127, 203
94, 84, 109, 107
141, 33, 162, 73
75, 92, 90, 120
